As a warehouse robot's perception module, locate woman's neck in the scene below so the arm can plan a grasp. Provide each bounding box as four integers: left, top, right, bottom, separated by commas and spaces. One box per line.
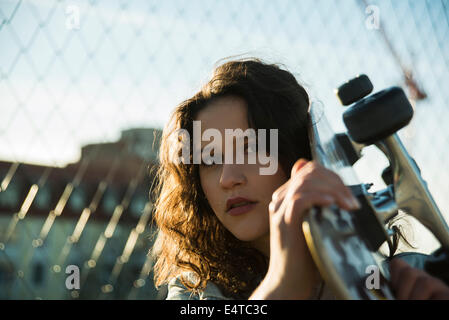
250, 233, 270, 259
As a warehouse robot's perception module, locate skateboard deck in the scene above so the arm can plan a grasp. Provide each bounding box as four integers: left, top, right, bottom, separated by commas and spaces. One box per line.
302, 101, 394, 300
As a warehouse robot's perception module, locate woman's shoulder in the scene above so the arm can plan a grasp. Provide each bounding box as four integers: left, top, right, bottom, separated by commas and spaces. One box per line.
166, 272, 233, 300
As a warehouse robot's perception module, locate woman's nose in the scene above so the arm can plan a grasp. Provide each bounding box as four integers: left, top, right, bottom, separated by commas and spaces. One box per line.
219, 163, 247, 189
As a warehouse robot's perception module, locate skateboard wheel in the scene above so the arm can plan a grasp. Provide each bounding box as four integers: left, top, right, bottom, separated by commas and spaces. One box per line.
336, 74, 374, 106
343, 87, 413, 144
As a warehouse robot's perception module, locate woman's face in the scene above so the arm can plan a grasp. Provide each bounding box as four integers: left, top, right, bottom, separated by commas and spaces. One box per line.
197, 95, 288, 247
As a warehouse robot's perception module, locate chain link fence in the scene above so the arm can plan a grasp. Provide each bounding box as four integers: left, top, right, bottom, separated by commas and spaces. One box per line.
0, 0, 448, 299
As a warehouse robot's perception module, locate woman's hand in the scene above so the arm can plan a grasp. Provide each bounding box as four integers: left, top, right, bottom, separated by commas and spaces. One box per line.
250, 159, 361, 299
390, 258, 449, 300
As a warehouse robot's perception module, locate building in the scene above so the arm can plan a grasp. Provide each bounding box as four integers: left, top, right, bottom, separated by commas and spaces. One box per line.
0, 128, 165, 300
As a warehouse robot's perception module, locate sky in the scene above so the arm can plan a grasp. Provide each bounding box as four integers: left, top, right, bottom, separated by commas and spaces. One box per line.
0, 0, 448, 252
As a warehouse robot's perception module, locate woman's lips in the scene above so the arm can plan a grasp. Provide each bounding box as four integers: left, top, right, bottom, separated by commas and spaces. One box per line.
227, 202, 258, 216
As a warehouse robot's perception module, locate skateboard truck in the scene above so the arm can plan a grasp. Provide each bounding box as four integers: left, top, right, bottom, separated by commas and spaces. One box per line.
336, 75, 449, 251
302, 76, 449, 299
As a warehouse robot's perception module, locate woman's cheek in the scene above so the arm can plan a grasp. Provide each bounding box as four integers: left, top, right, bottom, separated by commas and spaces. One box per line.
199, 167, 221, 208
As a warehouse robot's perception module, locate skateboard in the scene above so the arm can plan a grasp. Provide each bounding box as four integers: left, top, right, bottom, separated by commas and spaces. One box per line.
302, 75, 449, 299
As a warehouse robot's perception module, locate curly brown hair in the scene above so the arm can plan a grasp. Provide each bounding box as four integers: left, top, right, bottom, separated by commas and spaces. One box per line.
151, 58, 312, 299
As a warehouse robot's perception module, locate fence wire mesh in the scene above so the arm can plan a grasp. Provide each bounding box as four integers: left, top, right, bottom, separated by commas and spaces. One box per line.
0, 0, 448, 299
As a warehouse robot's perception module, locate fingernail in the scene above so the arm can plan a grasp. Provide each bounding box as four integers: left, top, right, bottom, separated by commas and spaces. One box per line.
345, 197, 360, 210
352, 197, 361, 209
346, 199, 354, 209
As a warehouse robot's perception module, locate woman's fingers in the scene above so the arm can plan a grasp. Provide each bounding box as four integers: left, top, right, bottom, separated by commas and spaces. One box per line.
288, 161, 360, 211
264, 159, 362, 299
390, 258, 449, 300
291, 158, 308, 176
270, 190, 336, 233
291, 177, 359, 211
430, 288, 449, 300
269, 160, 360, 218
390, 258, 419, 299
269, 191, 337, 254
283, 192, 335, 226
270, 180, 290, 213
408, 274, 438, 300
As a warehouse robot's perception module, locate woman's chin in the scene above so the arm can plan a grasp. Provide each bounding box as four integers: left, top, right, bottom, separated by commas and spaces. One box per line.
232, 229, 268, 243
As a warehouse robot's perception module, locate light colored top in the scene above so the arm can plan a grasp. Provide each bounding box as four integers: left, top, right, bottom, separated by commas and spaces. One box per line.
166, 272, 233, 300
165, 252, 431, 300
166, 271, 335, 300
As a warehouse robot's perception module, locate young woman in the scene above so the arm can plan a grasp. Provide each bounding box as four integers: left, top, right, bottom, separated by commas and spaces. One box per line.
151, 58, 449, 300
